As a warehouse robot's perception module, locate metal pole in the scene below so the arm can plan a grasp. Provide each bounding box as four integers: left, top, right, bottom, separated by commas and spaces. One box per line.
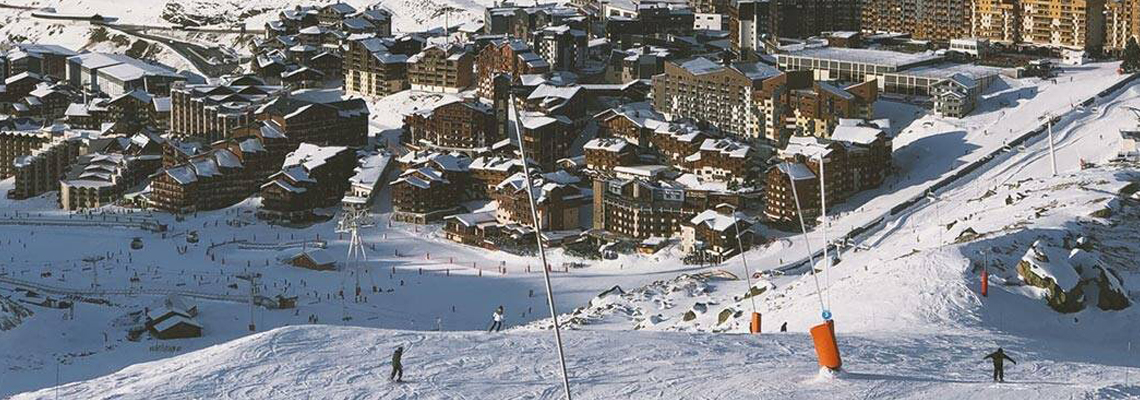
511, 93, 573, 400
818, 153, 831, 309
788, 172, 827, 314
733, 218, 757, 313
1047, 117, 1058, 177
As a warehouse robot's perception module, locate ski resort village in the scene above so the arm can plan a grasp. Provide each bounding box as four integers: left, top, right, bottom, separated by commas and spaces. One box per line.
3, 0, 1140, 398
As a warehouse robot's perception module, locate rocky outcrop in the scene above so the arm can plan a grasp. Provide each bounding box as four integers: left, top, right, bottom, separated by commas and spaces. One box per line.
1016, 241, 1130, 313
0, 296, 33, 331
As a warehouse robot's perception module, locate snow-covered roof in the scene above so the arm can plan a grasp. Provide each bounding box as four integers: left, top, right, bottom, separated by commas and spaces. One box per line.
298, 249, 335, 266
446, 211, 498, 227
152, 97, 172, 112
584, 137, 630, 152
165, 165, 198, 185
781, 47, 942, 69
469, 156, 522, 172
776, 162, 815, 181
781, 136, 834, 159
817, 81, 855, 101
830, 125, 885, 145
349, 152, 391, 187
688, 209, 748, 232
284, 143, 348, 170
699, 138, 749, 158
677, 57, 723, 75
152, 315, 201, 332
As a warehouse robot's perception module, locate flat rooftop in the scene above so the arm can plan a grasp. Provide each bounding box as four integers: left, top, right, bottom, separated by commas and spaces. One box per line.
902, 62, 1004, 80
780, 47, 943, 69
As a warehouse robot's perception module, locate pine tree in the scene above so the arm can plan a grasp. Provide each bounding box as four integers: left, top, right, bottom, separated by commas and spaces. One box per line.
1123, 38, 1140, 73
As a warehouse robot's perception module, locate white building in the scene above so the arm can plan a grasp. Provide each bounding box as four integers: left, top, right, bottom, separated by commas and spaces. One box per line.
694, 12, 723, 31
66, 53, 184, 96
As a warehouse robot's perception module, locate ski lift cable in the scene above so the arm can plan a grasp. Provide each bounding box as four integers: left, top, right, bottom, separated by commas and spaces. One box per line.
788, 172, 827, 316
510, 92, 574, 400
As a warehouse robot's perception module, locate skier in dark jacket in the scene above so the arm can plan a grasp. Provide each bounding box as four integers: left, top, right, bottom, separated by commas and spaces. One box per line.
390, 346, 404, 382
984, 348, 1016, 382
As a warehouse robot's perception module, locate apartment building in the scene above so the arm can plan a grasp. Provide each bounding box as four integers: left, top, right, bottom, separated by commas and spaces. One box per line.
753, 70, 878, 142
1020, 0, 1106, 50
59, 151, 164, 211
515, 111, 575, 170
766, 127, 891, 222
862, 0, 971, 42
343, 37, 410, 98
681, 138, 753, 184
679, 204, 753, 261
8, 136, 82, 200
1105, 0, 1140, 51
493, 171, 589, 231
973, 0, 1022, 44
770, 0, 861, 39
0, 123, 57, 179
583, 137, 639, 172
533, 25, 588, 71
594, 172, 743, 239
148, 135, 283, 213
407, 45, 474, 93
403, 99, 498, 152
253, 96, 370, 148
652, 57, 780, 140
169, 76, 285, 142
259, 143, 356, 220
475, 39, 551, 99
391, 154, 471, 223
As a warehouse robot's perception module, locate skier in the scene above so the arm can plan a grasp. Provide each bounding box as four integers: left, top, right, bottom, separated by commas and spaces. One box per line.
390, 346, 404, 382
983, 348, 1016, 382
780, 322, 787, 332
488, 305, 504, 332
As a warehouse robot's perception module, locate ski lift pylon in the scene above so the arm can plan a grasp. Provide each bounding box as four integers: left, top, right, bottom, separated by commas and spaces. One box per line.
810, 319, 841, 370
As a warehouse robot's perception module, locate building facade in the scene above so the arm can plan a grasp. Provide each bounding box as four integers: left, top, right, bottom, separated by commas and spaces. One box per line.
407, 45, 474, 93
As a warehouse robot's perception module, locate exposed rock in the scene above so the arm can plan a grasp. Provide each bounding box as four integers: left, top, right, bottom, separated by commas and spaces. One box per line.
0, 297, 33, 331
1016, 241, 1130, 313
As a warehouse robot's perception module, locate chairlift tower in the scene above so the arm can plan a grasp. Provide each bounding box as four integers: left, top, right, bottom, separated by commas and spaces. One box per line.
337, 209, 374, 300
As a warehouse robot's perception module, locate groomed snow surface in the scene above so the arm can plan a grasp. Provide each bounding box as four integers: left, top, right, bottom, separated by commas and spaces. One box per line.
12, 325, 1140, 400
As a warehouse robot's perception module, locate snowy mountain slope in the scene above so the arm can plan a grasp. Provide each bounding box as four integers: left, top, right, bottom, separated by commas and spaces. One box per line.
506, 77, 1140, 393
2, 0, 518, 33
12, 324, 1140, 400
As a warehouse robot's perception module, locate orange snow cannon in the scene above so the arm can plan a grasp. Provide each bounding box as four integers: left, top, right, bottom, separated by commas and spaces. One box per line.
981, 269, 989, 297
749, 312, 761, 334
811, 320, 842, 370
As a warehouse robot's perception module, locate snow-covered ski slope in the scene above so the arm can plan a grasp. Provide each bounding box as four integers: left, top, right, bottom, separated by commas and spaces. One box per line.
11, 325, 1140, 400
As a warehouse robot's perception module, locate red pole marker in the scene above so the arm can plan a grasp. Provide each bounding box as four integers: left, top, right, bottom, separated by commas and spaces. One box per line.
749, 312, 761, 334
981, 269, 989, 297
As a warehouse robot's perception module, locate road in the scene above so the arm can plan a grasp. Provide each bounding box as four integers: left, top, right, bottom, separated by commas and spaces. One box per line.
102, 24, 243, 78
2, 4, 246, 78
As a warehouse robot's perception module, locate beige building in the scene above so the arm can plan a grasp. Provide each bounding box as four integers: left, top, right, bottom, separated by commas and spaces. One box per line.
407, 45, 474, 93
973, 0, 1021, 44
1019, 0, 1106, 50
1105, 0, 1140, 51
652, 58, 780, 141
